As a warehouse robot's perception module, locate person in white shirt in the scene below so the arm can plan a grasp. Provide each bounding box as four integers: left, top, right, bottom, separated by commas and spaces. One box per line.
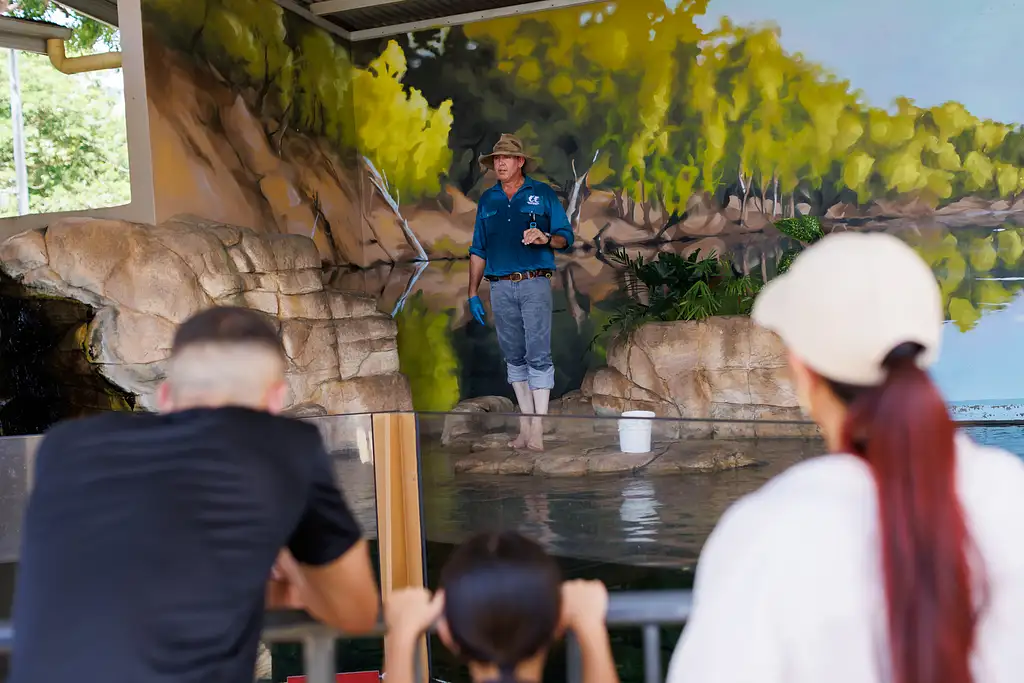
666, 232, 1024, 683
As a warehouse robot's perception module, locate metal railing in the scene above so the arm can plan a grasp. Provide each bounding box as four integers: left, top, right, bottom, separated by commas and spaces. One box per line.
0, 590, 692, 683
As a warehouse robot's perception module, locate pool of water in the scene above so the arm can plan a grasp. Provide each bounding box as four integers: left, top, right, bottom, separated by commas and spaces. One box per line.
329, 425, 1024, 575
416, 438, 818, 570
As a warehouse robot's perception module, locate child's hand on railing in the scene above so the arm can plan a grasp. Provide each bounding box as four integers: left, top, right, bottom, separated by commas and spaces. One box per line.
560, 580, 619, 683
560, 580, 609, 633
385, 588, 445, 641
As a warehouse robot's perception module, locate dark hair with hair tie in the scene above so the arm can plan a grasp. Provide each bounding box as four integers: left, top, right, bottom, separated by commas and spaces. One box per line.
440, 531, 562, 682
825, 341, 984, 683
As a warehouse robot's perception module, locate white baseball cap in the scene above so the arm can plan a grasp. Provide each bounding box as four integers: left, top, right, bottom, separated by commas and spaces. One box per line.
752, 231, 943, 386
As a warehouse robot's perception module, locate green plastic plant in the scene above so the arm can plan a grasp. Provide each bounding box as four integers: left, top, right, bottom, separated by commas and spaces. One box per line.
774, 215, 825, 243
596, 248, 762, 343
774, 216, 825, 274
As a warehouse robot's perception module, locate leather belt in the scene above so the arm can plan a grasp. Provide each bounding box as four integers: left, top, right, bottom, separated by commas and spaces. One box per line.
487, 270, 554, 282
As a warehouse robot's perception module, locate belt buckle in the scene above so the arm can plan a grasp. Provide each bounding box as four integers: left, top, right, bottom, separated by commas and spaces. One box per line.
510, 272, 524, 282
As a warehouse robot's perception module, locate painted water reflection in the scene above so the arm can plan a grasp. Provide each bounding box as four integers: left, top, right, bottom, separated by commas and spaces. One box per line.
328, 219, 1024, 415
330, 424, 1024, 572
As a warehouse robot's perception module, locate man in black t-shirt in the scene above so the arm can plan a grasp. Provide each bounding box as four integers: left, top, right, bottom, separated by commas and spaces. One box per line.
10, 306, 380, 683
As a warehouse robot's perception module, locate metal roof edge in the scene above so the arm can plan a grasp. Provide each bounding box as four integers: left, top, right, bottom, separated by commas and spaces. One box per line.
346, 0, 603, 41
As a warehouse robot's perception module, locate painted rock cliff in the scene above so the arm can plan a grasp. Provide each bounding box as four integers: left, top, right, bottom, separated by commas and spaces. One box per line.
0, 217, 412, 414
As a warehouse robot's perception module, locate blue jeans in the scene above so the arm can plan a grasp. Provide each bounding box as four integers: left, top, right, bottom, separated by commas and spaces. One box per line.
490, 276, 554, 390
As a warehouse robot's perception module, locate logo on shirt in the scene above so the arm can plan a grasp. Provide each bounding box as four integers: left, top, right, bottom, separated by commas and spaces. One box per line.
527, 195, 541, 206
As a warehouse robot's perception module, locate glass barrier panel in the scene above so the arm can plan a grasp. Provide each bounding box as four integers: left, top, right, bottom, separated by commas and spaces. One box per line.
291, 413, 383, 681
416, 409, 822, 683
0, 434, 42, 565
416, 410, 820, 579
304, 413, 378, 543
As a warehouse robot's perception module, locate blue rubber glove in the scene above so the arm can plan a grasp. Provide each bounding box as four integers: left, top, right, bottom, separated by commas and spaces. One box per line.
468, 296, 487, 325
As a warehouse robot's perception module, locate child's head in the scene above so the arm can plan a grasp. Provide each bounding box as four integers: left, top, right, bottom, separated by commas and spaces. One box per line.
439, 531, 562, 678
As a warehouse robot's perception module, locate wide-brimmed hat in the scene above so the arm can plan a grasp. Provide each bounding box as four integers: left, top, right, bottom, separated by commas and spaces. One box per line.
478, 134, 537, 174
752, 232, 942, 386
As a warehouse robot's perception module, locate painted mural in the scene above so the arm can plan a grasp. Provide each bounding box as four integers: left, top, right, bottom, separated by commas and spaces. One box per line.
344, 0, 1024, 415
137, 0, 1024, 417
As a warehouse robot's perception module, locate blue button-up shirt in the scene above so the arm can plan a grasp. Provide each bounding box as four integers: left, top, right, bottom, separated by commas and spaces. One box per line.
469, 176, 574, 277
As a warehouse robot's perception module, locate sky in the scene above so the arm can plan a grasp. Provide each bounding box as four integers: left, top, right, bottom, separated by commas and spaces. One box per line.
929, 293, 1024, 403
666, 0, 1024, 124
668, 0, 1024, 402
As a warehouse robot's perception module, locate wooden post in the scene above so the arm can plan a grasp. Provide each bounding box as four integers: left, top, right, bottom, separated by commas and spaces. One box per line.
372, 412, 428, 682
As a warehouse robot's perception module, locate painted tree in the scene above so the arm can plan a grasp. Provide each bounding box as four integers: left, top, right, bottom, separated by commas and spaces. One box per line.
463, 0, 710, 230
353, 40, 453, 261
142, 0, 209, 48
906, 225, 1024, 332
201, 0, 295, 116
292, 25, 353, 147
404, 0, 1024, 227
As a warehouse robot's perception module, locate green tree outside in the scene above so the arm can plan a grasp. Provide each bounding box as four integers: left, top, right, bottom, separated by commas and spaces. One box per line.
5, 0, 118, 53
0, 51, 130, 216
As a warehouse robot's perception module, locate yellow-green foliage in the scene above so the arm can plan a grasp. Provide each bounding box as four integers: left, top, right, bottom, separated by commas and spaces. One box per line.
905, 224, 1024, 332
142, 0, 452, 199
353, 41, 454, 201
395, 292, 460, 411
466, 2, 1024, 211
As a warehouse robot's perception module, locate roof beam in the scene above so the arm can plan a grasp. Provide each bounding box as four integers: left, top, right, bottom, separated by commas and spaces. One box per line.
272, 0, 352, 39
348, 0, 605, 41
309, 0, 405, 16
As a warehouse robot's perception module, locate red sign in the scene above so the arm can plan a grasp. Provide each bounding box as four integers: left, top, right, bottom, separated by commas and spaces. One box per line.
287, 673, 380, 683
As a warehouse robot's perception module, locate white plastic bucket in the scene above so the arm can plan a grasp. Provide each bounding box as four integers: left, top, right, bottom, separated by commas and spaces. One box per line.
618, 410, 656, 454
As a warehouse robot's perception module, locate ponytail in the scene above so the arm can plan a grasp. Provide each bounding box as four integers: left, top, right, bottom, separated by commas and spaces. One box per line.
830, 342, 981, 683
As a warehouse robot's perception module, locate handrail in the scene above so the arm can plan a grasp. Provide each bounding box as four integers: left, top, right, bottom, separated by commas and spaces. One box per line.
0, 590, 693, 683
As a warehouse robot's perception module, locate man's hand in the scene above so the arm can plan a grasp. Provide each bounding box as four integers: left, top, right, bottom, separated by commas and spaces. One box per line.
266, 550, 305, 610
523, 228, 551, 246
385, 588, 445, 641
560, 579, 609, 633
468, 296, 487, 325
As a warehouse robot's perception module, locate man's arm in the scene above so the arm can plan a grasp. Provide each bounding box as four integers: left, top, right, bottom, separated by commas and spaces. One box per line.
468, 254, 486, 298
524, 188, 574, 249
549, 234, 569, 250
548, 188, 574, 251
469, 206, 487, 296
275, 543, 379, 634
281, 441, 380, 634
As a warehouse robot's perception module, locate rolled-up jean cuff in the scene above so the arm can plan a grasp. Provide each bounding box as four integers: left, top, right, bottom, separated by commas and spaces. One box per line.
528, 366, 555, 391
506, 362, 530, 384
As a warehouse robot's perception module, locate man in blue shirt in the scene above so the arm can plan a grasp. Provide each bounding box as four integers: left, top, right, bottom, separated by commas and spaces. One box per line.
468, 134, 574, 451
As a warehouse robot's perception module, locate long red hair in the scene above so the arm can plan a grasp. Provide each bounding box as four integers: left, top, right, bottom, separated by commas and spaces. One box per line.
831, 342, 982, 683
